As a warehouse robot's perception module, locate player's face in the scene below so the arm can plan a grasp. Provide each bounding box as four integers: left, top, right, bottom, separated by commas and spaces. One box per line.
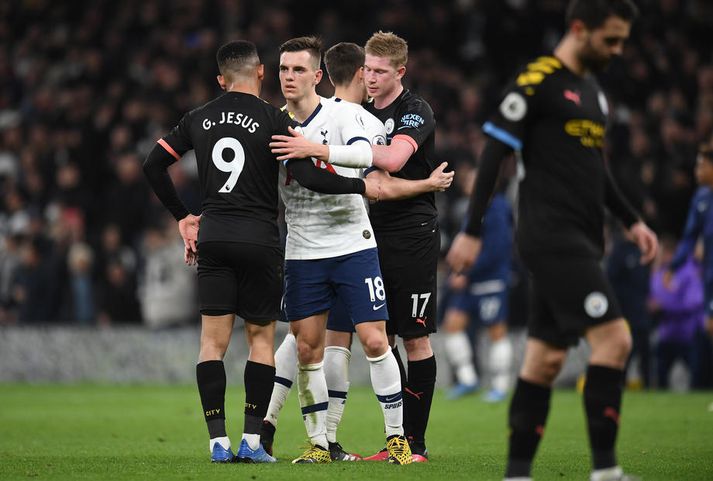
279, 51, 321, 102
578, 16, 631, 72
364, 54, 404, 100
695, 153, 713, 186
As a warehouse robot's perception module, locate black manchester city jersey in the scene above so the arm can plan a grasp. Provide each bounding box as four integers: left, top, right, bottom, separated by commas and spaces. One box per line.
160, 91, 296, 246
365, 89, 438, 233
484, 56, 635, 259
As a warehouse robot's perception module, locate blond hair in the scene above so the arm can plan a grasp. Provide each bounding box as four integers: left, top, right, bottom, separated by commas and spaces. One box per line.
364, 31, 407, 69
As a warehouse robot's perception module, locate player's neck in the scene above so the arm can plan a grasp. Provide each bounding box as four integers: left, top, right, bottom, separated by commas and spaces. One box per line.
334, 84, 362, 105
286, 92, 321, 123
372, 84, 403, 110
554, 37, 587, 76
225, 77, 260, 96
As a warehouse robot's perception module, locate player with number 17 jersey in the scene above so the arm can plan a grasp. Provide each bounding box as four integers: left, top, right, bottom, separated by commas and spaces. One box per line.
160, 92, 296, 249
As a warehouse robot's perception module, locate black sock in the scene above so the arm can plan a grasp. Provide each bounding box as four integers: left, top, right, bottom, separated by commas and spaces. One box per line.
405, 355, 436, 445
244, 360, 276, 435
505, 377, 552, 478
392, 345, 411, 436
196, 360, 227, 439
584, 364, 624, 470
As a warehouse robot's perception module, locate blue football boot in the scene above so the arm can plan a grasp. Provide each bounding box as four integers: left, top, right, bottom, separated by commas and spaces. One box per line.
235, 438, 277, 463
210, 441, 235, 463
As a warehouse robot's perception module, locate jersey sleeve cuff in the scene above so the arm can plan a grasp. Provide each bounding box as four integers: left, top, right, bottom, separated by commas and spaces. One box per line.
482, 122, 522, 151
392, 134, 418, 153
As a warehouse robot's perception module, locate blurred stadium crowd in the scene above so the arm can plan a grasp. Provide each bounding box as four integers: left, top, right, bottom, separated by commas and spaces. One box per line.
1, 0, 712, 385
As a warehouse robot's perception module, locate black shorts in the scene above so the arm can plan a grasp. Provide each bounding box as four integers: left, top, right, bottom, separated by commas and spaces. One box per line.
376, 220, 439, 339
524, 254, 623, 348
197, 241, 283, 324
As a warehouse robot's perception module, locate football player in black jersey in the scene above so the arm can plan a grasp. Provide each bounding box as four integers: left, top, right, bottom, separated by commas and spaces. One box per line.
447, 2, 657, 480
361, 31, 440, 463
143, 40, 377, 464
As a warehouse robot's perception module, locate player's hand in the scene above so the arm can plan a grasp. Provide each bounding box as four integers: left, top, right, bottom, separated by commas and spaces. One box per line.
270, 127, 325, 161
449, 273, 468, 290
184, 244, 197, 266
446, 233, 482, 274
178, 214, 201, 255
428, 162, 454, 192
628, 221, 658, 265
363, 176, 381, 202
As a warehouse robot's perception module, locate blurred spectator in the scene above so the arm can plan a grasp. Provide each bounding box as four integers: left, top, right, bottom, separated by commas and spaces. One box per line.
66, 242, 95, 324
97, 260, 142, 325
649, 236, 705, 389
11, 237, 54, 323
138, 220, 197, 329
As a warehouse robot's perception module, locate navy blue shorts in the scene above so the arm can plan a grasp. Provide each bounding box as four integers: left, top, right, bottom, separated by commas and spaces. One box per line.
448, 279, 509, 326
327, 296, 355, 333
283, 248, 389, 324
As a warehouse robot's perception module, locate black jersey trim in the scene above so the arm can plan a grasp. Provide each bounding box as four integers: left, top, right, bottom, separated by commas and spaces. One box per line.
300, 102, 323, 127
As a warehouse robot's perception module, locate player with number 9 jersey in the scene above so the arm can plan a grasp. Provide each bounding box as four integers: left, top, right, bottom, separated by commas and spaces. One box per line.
161, 93, 295, 250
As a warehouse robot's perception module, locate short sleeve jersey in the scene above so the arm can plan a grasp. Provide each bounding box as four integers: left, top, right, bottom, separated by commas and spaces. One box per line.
483, 56, 611, 259
159, 91, 296, 247
278, 96, 382, 260
365, 89, 438, 233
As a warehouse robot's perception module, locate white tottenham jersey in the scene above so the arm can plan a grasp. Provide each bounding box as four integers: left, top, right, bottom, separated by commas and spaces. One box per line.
279, 96, 387, 260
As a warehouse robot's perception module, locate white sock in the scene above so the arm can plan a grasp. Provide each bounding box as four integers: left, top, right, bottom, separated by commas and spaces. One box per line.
590, 465, 624, 481
265, 332, 298, 427
297, 361, 329, 449
209, 435, 230, 453
367, 349, 403, 437
324, 346, 351, 444
241, 433, 260, 450
444, 332, 478, 386
489, 337, 513, 393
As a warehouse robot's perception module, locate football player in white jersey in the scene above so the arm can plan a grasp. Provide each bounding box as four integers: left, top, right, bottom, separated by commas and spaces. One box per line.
264, 37, 452, 465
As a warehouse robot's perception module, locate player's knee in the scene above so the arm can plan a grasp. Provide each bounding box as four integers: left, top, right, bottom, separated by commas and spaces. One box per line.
541, 350, 566, 381
296, 338, 322, 364
593, 333, 632, 365
361, 333, 389, 358
199, 341, 228, 362
403, 336, 433, 359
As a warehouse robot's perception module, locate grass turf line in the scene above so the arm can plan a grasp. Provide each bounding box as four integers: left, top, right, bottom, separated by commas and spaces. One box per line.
1, 384, 712, 480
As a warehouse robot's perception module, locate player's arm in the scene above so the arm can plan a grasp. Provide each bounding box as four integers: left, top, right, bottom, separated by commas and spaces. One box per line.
471, 197, 511, 273
670, 193, 703, 273
143, 142, 190, 221
143, 116, 201, 253
287, 158, 378, 199
364, 161, 453, 201
604, 165, 658, 264
270, 127, 374, 168
270, 127, 413, 172
373, 99, 437, 173
446, 138, 512, 274
370, 138, 416, 173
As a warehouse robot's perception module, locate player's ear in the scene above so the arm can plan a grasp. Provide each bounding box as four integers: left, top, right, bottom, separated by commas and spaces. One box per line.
570, 19, 588, 41
396, 65, 406, 80
257, 64, 265, 81
217, 75, 226, 90
314, 68, 323, 85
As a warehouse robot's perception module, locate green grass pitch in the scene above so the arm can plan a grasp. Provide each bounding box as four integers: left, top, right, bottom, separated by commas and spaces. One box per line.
1, 384, 712, 480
